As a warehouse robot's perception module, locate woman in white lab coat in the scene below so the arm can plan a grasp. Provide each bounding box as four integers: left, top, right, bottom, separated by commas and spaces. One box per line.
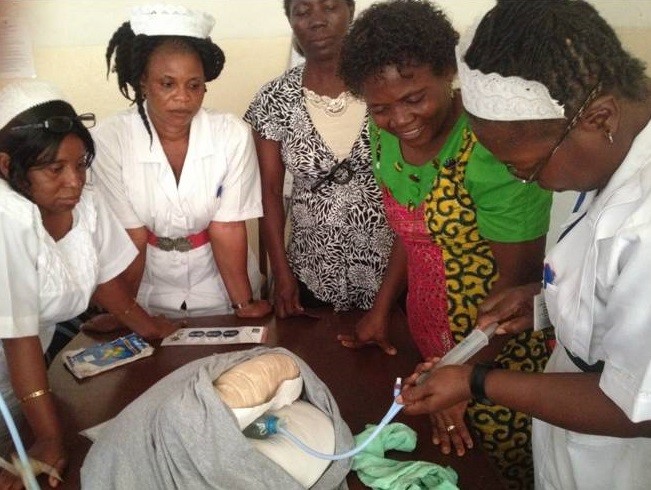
93, 5, 271, 319
398, 1, 651, 489
0, 80, 176, 488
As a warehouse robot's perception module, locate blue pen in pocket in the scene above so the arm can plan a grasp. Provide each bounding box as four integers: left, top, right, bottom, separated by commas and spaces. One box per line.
543, 263, 555, 288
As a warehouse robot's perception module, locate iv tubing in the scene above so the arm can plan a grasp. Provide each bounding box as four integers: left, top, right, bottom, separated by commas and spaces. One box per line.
0, 394, 39, 489
277, 400, 403, 461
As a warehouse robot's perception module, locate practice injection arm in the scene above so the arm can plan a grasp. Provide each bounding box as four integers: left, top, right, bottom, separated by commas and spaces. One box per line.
415, 322, 499, 385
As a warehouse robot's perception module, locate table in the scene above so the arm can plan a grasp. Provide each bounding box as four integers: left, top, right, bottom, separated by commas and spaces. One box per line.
47, 309, 503, 489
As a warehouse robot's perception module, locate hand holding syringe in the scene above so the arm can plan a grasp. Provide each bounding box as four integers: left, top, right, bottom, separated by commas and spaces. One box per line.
242, 323, 499, 460
415, 322, 499, 385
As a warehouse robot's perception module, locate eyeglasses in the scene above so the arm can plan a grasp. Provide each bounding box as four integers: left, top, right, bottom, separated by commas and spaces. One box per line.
310, 159, 354, 192
10, 113, 96, 133
507, 83, 602, 184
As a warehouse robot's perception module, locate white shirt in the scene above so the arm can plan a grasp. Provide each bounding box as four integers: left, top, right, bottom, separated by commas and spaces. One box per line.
91, 108, 263, 317
0, 181, 137, 403
534, 120, 651, 489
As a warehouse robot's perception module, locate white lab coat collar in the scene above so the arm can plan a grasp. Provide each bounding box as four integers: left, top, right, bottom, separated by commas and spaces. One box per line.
584, 119, 651, 235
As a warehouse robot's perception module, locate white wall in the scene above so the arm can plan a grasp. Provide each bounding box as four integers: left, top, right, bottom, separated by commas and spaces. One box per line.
1, 0, 650, 250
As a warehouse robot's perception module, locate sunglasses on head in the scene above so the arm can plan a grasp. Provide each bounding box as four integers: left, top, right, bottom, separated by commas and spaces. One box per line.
10, 113, 96, 133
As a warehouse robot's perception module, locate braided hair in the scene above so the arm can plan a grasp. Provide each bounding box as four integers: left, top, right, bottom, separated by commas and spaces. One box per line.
464, 0, 649, 117
339, 0, 458, 98
105, 22, 225, 140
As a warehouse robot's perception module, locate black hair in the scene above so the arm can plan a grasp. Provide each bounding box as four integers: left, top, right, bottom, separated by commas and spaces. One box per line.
464, 0, 649, 117
105, 21, 225, 140
283, 0, 355, 18
339, 0, 458, 97
0, 100, 95, 197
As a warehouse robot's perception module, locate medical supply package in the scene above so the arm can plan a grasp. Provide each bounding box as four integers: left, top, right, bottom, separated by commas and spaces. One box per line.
63, 333, 154, 379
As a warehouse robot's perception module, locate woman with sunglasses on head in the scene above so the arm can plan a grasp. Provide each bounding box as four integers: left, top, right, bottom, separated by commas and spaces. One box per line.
337, 1, 553, 487
244, 0, 393, 317
400, 1, 651, 488
91, 5, 271, 320
0, 80, 177, 488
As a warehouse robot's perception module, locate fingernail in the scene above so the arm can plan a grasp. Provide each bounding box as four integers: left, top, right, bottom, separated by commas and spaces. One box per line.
432, 438, 439, 445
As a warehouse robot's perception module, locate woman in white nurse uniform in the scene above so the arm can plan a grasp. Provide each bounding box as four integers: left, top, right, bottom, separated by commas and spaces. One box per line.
397, 1, 651, 489
92, 5, 271, 319
0, 81, 176, 488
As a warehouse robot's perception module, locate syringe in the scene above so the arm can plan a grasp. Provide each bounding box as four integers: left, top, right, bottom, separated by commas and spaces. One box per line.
416, 322, 499, 385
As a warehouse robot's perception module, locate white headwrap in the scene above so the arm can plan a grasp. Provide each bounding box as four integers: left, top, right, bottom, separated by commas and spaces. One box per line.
130, 4, 215, 39
0, 80, 66, 131
456, 19, 566, 121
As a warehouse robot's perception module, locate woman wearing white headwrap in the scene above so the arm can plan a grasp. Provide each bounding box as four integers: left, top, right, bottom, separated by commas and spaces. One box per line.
0, 80, 176, 488
400, 1, 651, 489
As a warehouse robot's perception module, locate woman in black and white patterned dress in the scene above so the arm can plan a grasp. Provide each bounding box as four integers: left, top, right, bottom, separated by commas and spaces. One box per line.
245, 0, 393, 317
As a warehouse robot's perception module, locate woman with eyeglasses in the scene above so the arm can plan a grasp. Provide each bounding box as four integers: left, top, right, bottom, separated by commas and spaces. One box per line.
399, 1, 651, 488
91, 5, 271, 320
0, 80, 177, 487
244, 0, 394, 317
337, 1, 553, 487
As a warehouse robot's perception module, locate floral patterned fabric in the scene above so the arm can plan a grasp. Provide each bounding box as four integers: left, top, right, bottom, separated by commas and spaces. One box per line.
245, 65, 394, 311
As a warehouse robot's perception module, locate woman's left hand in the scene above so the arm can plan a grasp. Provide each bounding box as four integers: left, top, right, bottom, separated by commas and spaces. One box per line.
235, 300, 273, 319
429, 401, 474, 456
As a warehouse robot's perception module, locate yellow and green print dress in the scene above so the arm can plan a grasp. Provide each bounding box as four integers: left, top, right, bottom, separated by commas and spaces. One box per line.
371, 113, 552, 489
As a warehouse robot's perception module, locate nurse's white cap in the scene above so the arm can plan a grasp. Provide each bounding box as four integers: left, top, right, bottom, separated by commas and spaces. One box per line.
130, 4, 215, 39
0, 80, 67, 131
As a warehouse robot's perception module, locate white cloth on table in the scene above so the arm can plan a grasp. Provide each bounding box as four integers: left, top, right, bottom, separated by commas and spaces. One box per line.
534, 120, 651, 489
91, 107, 263, 317
0, 181, 136, 451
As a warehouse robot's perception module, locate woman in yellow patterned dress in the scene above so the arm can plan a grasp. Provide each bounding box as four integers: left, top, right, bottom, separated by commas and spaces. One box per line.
337, 1, 552, 488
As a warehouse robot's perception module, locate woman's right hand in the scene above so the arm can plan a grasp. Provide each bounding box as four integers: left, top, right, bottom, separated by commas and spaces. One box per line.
0, 436, 67, 489
477, 282, 541, 335
235, 300, 273, 319
145, 316, 178, 340
273, 271, 304, 319
338, 308, 397, 355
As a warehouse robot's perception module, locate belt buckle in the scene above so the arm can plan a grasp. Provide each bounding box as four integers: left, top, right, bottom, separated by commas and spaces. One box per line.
157, 236, 192, 252
174, 237, 192, 252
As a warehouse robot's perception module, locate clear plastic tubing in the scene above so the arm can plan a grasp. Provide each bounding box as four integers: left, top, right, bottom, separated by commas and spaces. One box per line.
245, 401, 404, 461
0, 394, 39, 489
243, 323, 498, 461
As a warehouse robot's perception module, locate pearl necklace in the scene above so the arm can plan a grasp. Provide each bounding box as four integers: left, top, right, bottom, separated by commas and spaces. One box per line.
303, 88, 352, 117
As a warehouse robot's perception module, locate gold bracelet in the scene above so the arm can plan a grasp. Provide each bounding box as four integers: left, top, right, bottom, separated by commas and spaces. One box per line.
20, 388, 51, 403
124, 298, 138, 317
